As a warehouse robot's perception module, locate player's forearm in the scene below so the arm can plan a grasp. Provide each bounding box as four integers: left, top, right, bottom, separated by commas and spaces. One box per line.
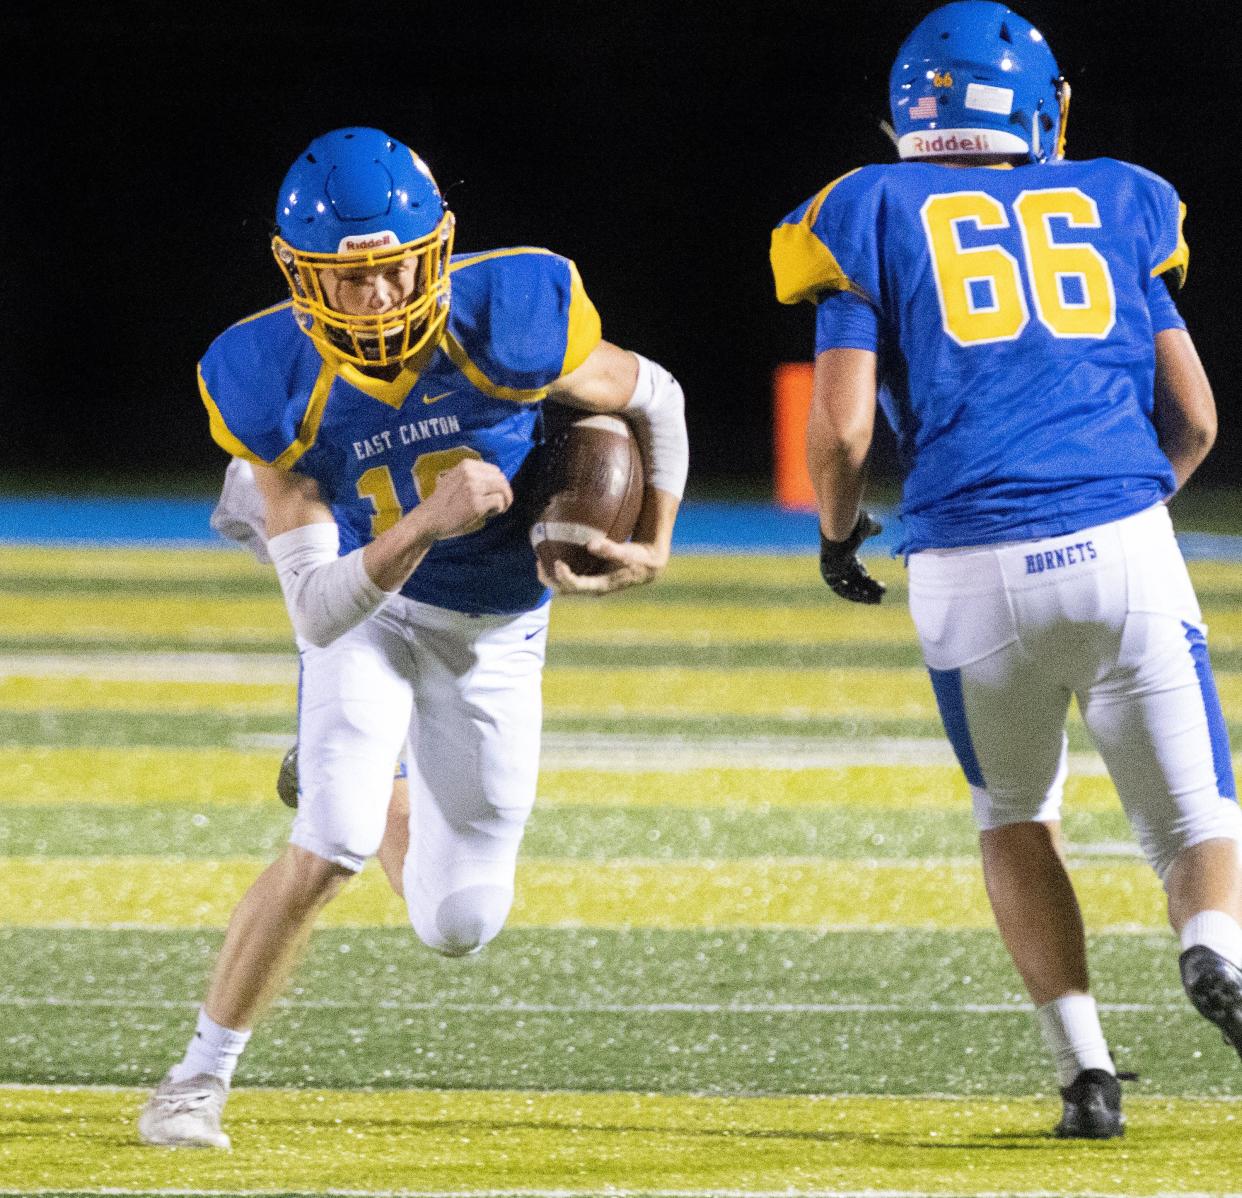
361, 508, 441, 592
1153, 328, 1217, 492
632, 486, 681, 560
807, 349, 877, 540
1162, 426, 1215, 492
806, 394, 872, 539
809, 441, 867, 541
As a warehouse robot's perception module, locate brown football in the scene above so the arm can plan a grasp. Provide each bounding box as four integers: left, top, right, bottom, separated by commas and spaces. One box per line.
529, 413, 644, 577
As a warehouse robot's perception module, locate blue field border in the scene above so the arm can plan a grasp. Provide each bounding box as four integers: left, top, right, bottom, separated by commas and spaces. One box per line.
1, 497, 1241, 561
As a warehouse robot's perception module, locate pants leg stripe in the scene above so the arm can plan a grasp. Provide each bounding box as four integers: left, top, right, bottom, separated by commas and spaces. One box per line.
928, 666, 986, 788
1182, 621, 1237, 802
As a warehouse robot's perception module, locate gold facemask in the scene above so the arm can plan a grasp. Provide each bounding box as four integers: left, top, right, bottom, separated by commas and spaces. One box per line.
272, 210, 456, 368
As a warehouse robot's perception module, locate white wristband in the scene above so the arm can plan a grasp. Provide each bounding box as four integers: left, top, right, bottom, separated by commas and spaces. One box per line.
624, 354, 689, 498
268, 523, 395, 648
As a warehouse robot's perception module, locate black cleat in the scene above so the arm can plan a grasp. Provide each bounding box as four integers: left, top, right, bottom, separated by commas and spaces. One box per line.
1180, 944, 1242, 1060
276, 745, 299, 809
1053, 1069, 1124, 1139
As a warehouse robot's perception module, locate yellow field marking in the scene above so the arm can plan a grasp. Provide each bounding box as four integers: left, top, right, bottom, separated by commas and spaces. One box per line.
3, 542, 1240, 652
0, 666, 933, 720
0, 856, 1167, 931
0, 595, 290, 645
545, 667, 937, 718
539, 766, 1128, 814
549, 599, 923, 645
0, 593, 925, 648
0, 545, 271, 580
10, 662, 1242, 725
0, 747, 283, 806
1, 1085, 1240, 1194
0, 751, 1128, 815
0, 667, 936, 720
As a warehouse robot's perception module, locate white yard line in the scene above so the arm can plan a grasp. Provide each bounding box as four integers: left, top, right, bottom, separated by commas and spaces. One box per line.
0, 652, 296, 685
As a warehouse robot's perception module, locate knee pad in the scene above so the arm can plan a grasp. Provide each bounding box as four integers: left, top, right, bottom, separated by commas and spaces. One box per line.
971, 783, 1064, 831
1143, 802, 1242, 882
412, 884, 513, 957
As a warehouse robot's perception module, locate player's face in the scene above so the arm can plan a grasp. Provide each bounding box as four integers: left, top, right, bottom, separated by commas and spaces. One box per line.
319, 258, 421, 317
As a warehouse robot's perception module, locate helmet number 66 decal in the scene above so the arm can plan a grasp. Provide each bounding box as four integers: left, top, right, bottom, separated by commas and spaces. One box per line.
356, 447, 486, 537
921, 187, 1116, 346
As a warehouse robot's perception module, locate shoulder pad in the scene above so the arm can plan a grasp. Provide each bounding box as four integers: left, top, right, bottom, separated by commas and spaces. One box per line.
771, 167, 885, 305
445, 248, 601, 399
198, 303, 328, 465
1132, 165, 1189, 290
1093, 159, 1189, 290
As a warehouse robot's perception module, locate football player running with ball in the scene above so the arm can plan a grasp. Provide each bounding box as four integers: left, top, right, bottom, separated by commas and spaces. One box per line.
139, 127, 688, 1149
772, 1, 1242, 1138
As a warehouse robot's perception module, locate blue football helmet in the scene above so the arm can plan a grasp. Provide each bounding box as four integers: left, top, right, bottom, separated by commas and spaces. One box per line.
271, 127, 455, 367
889, 1, 1069, 163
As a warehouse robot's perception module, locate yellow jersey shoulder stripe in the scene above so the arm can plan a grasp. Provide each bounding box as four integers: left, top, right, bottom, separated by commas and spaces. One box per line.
442, 333, 549, 404
770, 168, 863, 306
1152, 200, 1189, 290
561, 259, 602, 377
198, 358, 337, 470
231, 299, 294, 328
449, 246, 556, 273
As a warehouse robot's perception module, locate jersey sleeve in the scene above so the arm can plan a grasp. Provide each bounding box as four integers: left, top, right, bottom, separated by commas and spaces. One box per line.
1147, 273, 1186, 335
198, 305, 321, 466
770, 168, 882, 306
1128, 163, 1189, 291
199, 315, 304, 464
815, 289, 882, 354
445, 249, 602, 398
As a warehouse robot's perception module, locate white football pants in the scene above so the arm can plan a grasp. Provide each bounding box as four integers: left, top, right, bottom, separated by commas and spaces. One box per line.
289, 595, 548, 955
908, 503, 1241, 880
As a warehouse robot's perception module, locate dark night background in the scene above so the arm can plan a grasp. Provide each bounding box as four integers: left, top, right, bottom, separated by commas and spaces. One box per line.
5, 0, 1239, 495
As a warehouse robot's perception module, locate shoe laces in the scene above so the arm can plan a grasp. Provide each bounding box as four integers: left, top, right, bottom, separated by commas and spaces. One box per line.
156, 1084, 221, 1115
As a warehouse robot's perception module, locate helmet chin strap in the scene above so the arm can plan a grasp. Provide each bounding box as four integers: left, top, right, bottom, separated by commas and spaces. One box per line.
1054, 79, 1072, 161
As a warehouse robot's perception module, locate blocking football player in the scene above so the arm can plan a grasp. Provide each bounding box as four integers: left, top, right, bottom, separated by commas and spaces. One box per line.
140, 126, 689, 1149
771, 0, 1242, 1139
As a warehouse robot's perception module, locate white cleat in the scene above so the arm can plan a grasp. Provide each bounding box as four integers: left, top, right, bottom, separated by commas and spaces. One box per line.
138, 1072, 231, 1149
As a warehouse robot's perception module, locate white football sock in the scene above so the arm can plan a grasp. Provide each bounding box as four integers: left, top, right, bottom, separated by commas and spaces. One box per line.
1036, 993, 1115, 1088
168, 1008, 252, 1087
1180, 909, 1242, 968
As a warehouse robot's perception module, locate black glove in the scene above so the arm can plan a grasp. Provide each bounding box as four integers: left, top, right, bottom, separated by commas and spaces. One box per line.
819, 512, 885, 604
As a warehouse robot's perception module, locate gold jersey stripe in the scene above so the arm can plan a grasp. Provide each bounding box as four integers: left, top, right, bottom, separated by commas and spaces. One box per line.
198, 356, 337, 470
769, 168, 864, 305
1151, 199, 1190, 288
561, 258, 602, 376
442, 331, 550, 403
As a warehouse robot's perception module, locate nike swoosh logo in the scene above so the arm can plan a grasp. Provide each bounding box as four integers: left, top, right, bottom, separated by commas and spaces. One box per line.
524, 629, 542, 640
421, 390, 455, 405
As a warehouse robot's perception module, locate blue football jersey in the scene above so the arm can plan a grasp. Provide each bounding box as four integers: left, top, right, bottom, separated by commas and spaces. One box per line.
771, 159, 1190, 551
199, 248, 602, 614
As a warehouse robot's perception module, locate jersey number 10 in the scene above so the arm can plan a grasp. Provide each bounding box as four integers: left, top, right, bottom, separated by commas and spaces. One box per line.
921, 187, 1116, 347
356, 447, 484, 537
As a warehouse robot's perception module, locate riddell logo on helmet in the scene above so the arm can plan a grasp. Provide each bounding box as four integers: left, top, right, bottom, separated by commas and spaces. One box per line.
910, 132, 993, 154
338, 231, 397, 253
